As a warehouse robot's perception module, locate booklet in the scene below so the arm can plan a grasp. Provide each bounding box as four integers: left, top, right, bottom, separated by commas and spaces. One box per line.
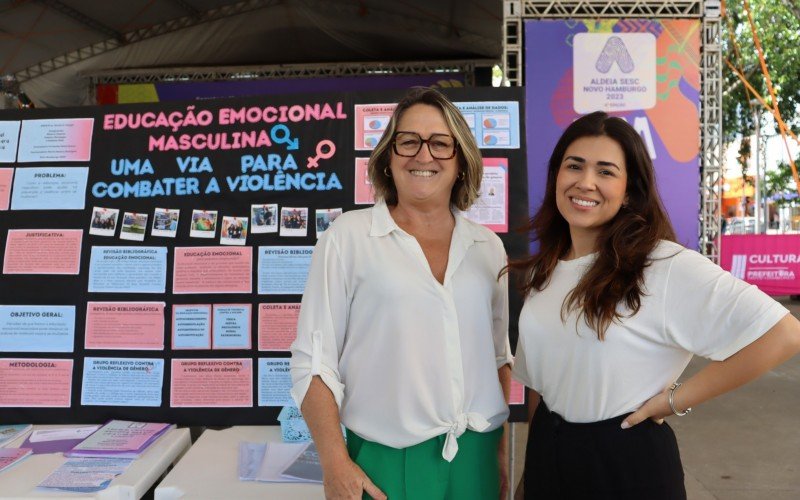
21, 426, 100, 455
37, 457, 133, 493
66, 420, 172, 458
0, 424, 32, 447
0, 448, 33, 474
281, 442, 323, 482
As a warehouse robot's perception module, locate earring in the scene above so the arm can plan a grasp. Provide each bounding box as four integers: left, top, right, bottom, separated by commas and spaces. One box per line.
384, 166, 392, 178
458, 171, 465, 180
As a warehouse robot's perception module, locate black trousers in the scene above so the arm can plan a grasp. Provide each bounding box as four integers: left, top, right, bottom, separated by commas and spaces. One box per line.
524, 400, 686, 500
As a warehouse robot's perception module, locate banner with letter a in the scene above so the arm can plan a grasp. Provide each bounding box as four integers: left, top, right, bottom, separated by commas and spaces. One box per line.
525, 19, 701, 248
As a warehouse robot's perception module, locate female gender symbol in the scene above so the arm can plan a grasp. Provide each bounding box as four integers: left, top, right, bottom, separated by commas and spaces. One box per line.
307, 140, 336, 169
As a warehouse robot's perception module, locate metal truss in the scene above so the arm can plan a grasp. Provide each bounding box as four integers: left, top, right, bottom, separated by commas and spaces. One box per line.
519, 1, 702, 18
502, 0, 721, 260
15, 0, 283, 82
700, 11, 723, 262
503, 2, 523, 86
17, 0, 498, 84
87, 60, 486, 86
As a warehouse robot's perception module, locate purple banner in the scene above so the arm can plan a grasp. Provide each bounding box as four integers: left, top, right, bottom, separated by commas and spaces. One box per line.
525, 20, 701, 248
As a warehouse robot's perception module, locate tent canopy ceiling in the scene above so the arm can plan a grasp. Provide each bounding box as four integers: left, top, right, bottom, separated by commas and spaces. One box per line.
0, 0, 502, 107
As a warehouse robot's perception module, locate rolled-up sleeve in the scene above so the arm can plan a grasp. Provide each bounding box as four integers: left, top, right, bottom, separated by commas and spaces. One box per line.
290, 231, 349, 409
492, 240, 513, 369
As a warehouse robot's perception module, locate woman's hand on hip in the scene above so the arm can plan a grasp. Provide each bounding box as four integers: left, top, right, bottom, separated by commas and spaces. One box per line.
324, 458, 386, 500
620, 390, 670, 429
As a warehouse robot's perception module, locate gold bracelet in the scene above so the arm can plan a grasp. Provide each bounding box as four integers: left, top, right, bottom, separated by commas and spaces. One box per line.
668, 382, 692, 416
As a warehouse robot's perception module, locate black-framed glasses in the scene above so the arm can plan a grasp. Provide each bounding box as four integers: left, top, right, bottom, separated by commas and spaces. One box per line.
392, 131, 457, 160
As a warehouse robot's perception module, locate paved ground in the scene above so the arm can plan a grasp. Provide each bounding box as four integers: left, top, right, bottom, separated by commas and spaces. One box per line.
511, 295, 800, 499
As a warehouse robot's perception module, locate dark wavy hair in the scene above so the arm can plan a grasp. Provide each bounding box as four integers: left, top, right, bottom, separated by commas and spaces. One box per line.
508, 111, 677, 339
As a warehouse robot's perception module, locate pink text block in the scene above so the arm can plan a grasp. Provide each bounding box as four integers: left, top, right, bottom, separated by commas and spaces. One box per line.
0, 168, 13, 211
0, 359, 73, 407
85, 302, 165, 350
258, 303, 300, 351
170, 358, 253, 407
173, 247, 252, 294
3, 229, 82, 275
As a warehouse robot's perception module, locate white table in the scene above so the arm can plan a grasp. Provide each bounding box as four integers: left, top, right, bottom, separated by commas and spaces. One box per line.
0, 425, 191, 500
155, 426, 324, 500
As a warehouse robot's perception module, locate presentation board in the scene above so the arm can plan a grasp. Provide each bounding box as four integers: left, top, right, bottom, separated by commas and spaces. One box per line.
0, 86, 529, 425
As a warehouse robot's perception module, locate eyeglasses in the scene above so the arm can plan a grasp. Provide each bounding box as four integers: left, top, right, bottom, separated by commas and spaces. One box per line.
392, 131, 457, 160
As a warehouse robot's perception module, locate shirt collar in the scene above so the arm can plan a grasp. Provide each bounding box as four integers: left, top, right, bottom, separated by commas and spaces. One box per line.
369, 199, 489, 243
369, 200, 397, 237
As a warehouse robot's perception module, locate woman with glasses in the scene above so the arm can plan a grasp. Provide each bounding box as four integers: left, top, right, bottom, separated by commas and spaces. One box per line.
291, 87, 512, 500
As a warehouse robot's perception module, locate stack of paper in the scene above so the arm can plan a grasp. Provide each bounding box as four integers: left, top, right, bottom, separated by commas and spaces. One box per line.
66, 420, 172, 458
0, 448, 32, 474
238, 441, 322, 483
0, 424, 32, 447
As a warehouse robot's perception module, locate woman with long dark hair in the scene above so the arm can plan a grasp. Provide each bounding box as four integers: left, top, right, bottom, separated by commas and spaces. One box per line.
511, 111, 800, 499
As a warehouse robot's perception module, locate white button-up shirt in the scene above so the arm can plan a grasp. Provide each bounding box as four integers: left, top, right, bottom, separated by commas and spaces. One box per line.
290, 201, 512, 460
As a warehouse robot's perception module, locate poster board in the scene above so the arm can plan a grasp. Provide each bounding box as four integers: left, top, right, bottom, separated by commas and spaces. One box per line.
0, 87, 529, 425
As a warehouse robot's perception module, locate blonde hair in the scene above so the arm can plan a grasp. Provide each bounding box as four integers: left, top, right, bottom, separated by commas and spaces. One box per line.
367, 87, 483, 211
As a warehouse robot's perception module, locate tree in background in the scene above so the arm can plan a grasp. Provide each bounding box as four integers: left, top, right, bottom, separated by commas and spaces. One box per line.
766, 157, 800, 208
722, 0, 800, 144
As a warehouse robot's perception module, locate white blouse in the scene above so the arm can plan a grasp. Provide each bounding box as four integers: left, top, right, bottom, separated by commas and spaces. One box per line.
513, 240, 789, 422
290, 201, 512, 461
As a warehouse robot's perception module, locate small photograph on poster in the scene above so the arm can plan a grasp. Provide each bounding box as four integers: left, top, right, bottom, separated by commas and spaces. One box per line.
220, 216, 248, 246
151, 208, 179, 238
119, 212, 148, 242
172, 304, 212, 350
315, 208, 342, 237
280, 207, 308, 237
354, 158, 374, 205
251, 204, 278, 234
190, 209, 218, 238
89, 207, 119, 237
